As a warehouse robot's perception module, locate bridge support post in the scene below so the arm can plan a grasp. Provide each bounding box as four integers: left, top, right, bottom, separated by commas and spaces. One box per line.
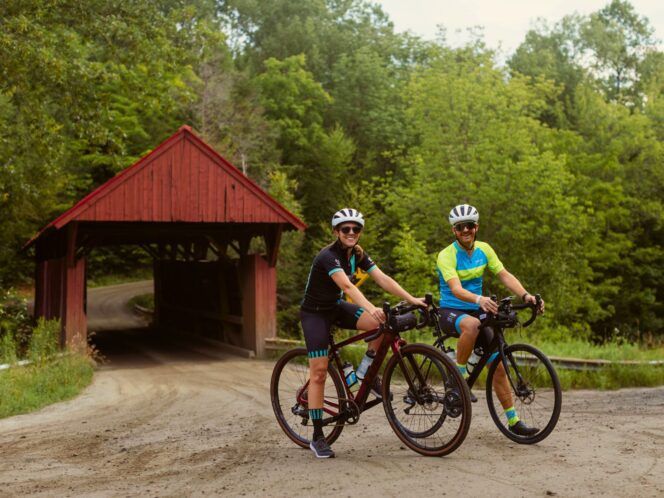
240, 254, 276, 357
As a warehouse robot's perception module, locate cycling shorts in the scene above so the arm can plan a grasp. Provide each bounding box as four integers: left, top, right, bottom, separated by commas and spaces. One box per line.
300, 301, 365, 358
438, 308, 498, 362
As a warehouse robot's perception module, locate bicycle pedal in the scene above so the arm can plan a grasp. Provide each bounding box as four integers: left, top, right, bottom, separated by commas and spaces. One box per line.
403, 394, 416, 414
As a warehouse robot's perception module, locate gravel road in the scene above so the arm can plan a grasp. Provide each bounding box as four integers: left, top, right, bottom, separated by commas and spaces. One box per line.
0, 282, 662, 497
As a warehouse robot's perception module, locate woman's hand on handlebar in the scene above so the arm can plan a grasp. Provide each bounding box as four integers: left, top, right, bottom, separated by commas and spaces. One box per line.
408, 296, 428, 308
478, 296, 498, 314
367, 305, 386, 324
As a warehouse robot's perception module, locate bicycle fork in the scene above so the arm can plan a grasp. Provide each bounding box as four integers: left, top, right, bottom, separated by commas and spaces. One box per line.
391, 339, 433, 411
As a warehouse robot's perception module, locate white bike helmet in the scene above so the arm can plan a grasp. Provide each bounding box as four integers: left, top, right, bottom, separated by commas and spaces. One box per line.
331, 208, 365, 228
448, 204, 479, 225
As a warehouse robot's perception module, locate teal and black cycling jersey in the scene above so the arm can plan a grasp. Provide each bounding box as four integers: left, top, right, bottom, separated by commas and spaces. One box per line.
301, 240, 377, 312
436, 240, 504, 311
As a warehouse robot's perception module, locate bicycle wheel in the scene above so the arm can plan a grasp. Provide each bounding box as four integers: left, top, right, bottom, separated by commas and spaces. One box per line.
270, 348, 345, 448
486, 343, 562, 444
383, 343, 472, 456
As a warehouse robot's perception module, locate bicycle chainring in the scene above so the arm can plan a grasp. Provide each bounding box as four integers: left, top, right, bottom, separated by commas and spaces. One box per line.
340, 397, 361, 425
443, 388, 463, 418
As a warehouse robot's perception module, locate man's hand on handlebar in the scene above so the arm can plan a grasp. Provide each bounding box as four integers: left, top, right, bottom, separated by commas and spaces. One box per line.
524, 293, 545, 314
478, 296, 498, 314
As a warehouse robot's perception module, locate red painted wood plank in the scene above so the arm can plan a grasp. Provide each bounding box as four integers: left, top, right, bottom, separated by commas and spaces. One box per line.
141, 164, 150, 221
162, 149, 171, 221
200, 147, 208, 222
184, 137, 192, 221
173, 138, 183, 221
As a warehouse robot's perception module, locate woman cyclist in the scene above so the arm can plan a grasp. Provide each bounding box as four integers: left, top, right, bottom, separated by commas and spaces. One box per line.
301, 208, 425, 458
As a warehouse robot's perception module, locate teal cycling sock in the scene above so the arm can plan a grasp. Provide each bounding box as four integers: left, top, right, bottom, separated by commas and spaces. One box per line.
456, 363, 468, 379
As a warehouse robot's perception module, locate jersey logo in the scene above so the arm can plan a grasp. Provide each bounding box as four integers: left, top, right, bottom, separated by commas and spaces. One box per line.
334, 258, 341, 266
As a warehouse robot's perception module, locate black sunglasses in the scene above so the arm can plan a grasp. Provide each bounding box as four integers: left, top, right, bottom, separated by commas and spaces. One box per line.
339, 225, 363, 234
454, 222, 477, 232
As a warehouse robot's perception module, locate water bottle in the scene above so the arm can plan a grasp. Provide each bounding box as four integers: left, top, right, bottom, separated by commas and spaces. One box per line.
467, 350, 480, 374
356, 350, 376, 380
446, 348, 457, 363
342, 362, 357, 387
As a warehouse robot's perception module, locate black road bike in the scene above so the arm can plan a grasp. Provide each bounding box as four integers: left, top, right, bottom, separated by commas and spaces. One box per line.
270, 301, 472, 457
429, 294, 562, 444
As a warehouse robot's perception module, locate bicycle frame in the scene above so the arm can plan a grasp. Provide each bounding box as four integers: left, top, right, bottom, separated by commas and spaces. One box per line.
465, 327, 507, 390
431, 301, 537, 393
316, 325, 428, 426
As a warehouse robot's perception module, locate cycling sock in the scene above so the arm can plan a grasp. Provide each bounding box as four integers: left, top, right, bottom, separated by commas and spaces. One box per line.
310, 408, 324, 440
456, 363, 468, 379
505, 406, 520, 426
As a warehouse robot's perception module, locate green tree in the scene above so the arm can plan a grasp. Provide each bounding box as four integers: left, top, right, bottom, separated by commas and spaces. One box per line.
580, 0, 656, 105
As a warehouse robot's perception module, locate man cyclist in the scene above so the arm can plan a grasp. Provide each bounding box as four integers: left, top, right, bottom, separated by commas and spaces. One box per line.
436, 203, 545, 437
301, 208, 425, 458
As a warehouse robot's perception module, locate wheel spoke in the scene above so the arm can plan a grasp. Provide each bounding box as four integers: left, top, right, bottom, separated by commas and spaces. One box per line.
383, 345, 471, 456
271, 348, 346, 448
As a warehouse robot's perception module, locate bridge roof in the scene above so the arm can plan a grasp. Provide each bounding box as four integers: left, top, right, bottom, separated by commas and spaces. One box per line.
26, 126, 306, 248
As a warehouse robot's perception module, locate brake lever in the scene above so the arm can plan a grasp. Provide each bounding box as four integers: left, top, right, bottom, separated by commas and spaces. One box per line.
415, 308, 429, 329
521, 294, 541, 327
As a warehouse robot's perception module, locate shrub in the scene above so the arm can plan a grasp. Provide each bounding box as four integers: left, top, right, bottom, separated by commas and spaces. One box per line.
28, 318, 60, 363
0, 331, 17, 364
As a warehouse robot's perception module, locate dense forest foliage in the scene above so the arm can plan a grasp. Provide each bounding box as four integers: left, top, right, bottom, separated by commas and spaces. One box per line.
1, 0, 662, 343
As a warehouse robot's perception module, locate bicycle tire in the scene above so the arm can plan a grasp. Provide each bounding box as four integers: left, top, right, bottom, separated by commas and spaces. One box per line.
383, 343, 472, 456
270, 348, 345, 448
486, 343, 562, 444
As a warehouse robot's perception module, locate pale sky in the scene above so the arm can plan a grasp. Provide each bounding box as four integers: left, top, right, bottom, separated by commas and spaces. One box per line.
375, 0, 663, 56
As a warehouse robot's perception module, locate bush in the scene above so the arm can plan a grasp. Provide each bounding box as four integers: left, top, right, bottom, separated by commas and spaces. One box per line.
0, 331, 17, 364
0, 289, 33, 356
28, 318, 60, 363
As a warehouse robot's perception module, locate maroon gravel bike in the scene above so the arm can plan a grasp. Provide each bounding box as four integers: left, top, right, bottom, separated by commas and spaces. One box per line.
270, 298, 472, 457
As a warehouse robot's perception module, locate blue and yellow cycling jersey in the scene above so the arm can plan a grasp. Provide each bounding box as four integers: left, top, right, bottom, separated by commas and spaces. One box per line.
436, 241, 504, 310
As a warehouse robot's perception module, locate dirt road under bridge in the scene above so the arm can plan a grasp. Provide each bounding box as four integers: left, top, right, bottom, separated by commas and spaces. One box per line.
1, 283, 662, 497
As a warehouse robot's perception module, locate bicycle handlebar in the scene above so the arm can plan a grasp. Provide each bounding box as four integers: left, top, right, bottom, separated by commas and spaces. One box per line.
369, 292, 541, 341
487, 294, 542, 328
387, 301, 429, 331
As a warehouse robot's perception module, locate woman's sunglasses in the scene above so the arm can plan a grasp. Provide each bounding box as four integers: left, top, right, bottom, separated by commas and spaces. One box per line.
454, 222, 477, 232
339, 225, 363, 234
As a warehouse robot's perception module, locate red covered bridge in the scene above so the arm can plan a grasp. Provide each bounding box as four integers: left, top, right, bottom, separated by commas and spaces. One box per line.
25, 126, 305, 356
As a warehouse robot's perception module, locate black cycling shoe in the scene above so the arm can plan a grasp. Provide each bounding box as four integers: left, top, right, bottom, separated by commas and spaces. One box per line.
469, 390, 478, 403
509, 420, 539, 437
368, 377, 393, 401
370, 377, 383, 399
309, 437, 335, 458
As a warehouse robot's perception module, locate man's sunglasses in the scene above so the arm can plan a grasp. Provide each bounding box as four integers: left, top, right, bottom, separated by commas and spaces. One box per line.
339, 225, 363, 234
454, 222, 477, 232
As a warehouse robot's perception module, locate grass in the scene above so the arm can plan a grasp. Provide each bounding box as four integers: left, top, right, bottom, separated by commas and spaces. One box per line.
0, 355, 94, 419
128, 293, 154, 312
87, 269, 152, 288
0, 318, 95, 419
